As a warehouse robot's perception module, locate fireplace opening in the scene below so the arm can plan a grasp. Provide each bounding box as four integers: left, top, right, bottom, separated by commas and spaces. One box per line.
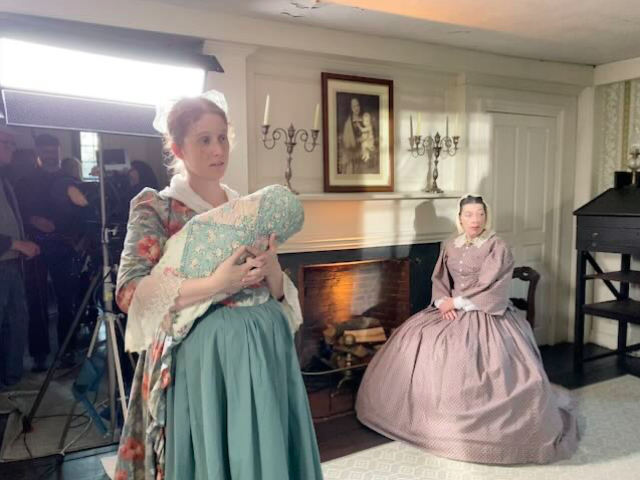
298, 258, 410, 371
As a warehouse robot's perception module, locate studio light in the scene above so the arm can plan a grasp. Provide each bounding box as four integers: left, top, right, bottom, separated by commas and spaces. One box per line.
0, 38, 205, 105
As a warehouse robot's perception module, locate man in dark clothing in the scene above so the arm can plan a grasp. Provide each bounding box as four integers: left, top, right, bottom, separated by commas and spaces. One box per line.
19, 134, 79, 371
0, 127, 40, 390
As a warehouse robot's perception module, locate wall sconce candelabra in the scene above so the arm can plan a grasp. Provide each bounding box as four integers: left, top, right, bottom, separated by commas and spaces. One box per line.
261, 95, 320, 194
408, 114, 460, 193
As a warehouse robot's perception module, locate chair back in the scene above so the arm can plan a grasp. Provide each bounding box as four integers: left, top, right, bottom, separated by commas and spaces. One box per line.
510, 266, 540, 328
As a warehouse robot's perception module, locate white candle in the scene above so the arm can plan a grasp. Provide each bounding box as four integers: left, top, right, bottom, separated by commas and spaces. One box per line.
446, 115, 449, 137
313, 103, 320, 130
263, 94, 271, 126
410, 115, 414, 138
455, 114, 459, 135
417, 112, 422, 136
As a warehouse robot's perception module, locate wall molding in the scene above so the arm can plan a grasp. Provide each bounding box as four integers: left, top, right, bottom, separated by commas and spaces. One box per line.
280, 231, 451, 254
202, 40, 258, 59
459, 72, 585, 97
595, 55, 640, 86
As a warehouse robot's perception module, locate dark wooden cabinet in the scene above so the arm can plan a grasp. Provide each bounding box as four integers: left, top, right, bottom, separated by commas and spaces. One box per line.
573, 184, 640, 371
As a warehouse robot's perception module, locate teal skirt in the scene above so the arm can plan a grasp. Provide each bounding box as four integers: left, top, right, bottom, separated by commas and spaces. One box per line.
165, 299, 324, 480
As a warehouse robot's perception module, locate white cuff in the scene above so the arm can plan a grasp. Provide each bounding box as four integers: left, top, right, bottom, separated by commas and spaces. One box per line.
454, 296, 478, 311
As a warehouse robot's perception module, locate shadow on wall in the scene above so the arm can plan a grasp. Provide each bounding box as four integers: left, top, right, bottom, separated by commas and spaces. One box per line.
413, 199, 457, 241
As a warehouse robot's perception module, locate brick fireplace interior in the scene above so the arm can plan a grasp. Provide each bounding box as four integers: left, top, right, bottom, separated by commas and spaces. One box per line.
298, 258, 411, 369
281, 243, 440, 368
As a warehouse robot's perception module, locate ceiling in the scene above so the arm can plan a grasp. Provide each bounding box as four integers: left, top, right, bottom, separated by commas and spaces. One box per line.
146, 0, 640, 65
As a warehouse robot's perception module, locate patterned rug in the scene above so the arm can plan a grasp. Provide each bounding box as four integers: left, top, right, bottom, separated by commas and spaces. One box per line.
102, 375, 640, 479
322, 375, 640, 480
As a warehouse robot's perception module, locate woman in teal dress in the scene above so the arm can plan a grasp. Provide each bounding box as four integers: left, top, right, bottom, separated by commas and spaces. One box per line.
113, 91, 323, 480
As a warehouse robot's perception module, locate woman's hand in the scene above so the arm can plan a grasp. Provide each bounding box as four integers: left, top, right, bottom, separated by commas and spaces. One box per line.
246, 234, 284, 299
211, 246, 265, 296
442, 310, 457, 321
172, 246, 264, 311
438, 297, 457, 321
438, 297, 455, 313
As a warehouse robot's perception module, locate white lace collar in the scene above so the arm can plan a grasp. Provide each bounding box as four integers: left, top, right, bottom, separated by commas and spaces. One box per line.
160, 173, 239, 214
453, 229, 495, 248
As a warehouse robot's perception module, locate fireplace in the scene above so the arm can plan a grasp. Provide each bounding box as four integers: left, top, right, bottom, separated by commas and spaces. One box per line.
279, 243, 440, 422
298, 258, 410, 368
280, 242, 440, 368
279, 243, 440, 420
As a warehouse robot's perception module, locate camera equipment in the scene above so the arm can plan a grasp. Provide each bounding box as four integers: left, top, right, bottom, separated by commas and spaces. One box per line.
99, 148, 131, 173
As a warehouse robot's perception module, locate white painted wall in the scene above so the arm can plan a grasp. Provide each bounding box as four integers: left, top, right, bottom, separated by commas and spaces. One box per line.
247, 48, 463, 194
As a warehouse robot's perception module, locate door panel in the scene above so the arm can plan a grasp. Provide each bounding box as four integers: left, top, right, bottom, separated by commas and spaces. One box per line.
490, 113, 557, 344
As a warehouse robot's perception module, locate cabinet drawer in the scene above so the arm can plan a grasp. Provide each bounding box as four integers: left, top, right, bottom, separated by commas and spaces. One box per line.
577, 227, 640, 251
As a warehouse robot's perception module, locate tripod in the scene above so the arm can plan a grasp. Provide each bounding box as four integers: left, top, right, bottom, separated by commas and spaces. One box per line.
57, 256, 130, 449
23, 134, 132, 448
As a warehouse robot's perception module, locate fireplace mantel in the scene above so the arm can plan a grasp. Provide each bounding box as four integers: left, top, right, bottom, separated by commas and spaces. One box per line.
279, 193, 460, 253
297, 191, 464, 201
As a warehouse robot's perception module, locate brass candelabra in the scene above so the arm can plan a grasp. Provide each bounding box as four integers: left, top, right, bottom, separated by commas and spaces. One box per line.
409, 131, 459, 193
261, 124, 320, 194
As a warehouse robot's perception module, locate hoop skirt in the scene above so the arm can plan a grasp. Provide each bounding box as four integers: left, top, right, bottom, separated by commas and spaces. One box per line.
356, 235, 579, 465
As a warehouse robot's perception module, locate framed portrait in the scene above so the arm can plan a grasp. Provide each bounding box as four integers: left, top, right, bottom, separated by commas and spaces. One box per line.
321, 72, 394, 192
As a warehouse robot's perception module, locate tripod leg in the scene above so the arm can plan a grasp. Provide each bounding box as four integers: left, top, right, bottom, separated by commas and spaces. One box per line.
86, 313, 103, 358
114, 316, 136, 369
105, 315, 118, 441
23, 270, 103, 432
58, 399, 80, 451
107, 315, 129, 421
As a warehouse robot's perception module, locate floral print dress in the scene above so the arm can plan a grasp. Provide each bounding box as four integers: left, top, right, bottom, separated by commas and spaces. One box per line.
114, 188, 199, 480
113, 183, 320, 480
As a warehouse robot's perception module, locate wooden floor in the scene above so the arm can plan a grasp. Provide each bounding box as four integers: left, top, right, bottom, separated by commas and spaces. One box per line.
1, 342, 639, 479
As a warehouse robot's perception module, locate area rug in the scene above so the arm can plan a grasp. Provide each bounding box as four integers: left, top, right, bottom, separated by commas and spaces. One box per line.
322, 375, 640, 480
102, 375, 640, 480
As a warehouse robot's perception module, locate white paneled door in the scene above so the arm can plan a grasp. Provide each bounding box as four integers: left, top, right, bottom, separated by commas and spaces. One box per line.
489, 113, 558, 344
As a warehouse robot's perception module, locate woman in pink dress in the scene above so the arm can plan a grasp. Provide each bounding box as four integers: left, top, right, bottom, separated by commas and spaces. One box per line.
356, 194, 579, 465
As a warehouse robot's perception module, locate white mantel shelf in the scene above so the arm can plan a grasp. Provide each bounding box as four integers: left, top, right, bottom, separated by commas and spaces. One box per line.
296, 191, 464, 201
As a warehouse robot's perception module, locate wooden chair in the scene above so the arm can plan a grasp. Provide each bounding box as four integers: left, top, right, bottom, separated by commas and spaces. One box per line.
510, 266, 540, 328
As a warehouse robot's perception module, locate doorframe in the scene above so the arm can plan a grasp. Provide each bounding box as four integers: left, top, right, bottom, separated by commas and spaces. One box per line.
470, 95, 575, 346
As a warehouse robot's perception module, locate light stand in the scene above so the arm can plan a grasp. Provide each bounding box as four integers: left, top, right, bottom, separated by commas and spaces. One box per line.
95, 132, 129, 439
